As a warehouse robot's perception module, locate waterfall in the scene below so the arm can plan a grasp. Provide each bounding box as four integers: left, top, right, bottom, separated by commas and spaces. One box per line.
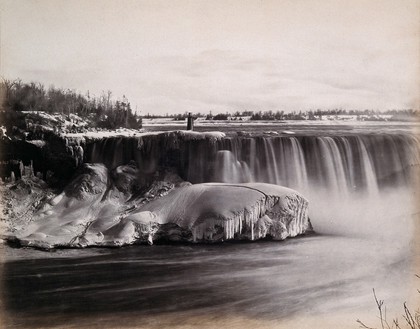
213, 150, 252, 183
84, 132, 419, 197
355, 137, 379, 196
315, 137, 349, 197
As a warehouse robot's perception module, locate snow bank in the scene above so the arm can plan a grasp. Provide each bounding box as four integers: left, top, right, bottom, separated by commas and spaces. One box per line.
64, 129, 225, 141
10, 164, 311, 249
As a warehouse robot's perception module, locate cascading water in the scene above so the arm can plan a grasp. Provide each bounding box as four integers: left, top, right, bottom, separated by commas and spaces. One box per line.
213, 150, 252, 183
85, 132, 418, 194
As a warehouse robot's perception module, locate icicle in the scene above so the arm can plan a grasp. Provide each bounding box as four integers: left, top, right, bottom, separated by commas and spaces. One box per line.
227, 219, 229, 239
19, 161, 24, 178
192, 227, 197, 242
30, 160, 34, 177
136, 137, 144, 150
234, 216, 240, 234
224, 219, 230, 240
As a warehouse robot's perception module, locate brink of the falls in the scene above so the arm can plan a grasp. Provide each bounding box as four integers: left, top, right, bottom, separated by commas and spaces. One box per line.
10, 163, 312, 249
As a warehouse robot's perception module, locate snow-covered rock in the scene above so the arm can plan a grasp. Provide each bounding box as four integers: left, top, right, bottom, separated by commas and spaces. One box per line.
10, 163, 312, 249
137, 182, 310, 243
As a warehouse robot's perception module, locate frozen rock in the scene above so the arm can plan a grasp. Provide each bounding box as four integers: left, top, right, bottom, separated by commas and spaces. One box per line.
111, 161, 139, 194
137, 182, 311, 243
10, 164, 312, 249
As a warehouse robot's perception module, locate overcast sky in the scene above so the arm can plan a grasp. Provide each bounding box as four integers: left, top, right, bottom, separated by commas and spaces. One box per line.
1, 0, 419, 115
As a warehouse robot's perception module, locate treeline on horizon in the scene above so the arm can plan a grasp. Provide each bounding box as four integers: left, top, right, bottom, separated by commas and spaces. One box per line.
0, 79, 142, 130
146, 108, 419, 121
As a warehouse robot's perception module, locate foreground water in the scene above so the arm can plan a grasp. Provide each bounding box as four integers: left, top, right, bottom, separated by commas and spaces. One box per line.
1, 195, 418, 328
0, 236, 416, 329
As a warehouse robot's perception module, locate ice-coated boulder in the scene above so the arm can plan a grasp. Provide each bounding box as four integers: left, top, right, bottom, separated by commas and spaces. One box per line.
11, 163, 312, 249
135, 183, 311, 243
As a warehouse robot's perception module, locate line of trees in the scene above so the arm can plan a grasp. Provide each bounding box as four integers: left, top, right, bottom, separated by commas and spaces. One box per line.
250, 110, 305, 120
248, 109, 418, 121
0, 79, 142, 130
180, 109, 418, 121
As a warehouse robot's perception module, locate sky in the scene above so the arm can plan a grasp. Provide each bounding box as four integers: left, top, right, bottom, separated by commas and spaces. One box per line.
1, 0, 419, 115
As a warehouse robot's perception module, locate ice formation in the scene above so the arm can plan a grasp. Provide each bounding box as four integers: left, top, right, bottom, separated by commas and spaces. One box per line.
138, 183, 310, 244
10, 164, 311, 249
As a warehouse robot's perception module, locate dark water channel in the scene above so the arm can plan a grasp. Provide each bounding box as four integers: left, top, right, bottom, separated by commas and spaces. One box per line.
1, 232, 414, 328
